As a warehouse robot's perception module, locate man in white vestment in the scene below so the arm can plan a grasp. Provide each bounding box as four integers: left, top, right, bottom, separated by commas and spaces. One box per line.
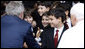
58, 3, 84, 48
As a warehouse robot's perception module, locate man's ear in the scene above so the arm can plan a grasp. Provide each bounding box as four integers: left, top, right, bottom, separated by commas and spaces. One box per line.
19, 12, 24, 19
72, 16, 77, 26
58, 17, 62, 22
74, 16, 78, 25
74, 16, 77, 21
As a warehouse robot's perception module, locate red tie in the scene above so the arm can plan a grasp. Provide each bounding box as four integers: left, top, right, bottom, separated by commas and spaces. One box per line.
54, 30, 59, 48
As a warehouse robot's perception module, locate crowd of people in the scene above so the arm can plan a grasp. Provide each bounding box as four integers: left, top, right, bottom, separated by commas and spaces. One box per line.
1, 1, 84, 48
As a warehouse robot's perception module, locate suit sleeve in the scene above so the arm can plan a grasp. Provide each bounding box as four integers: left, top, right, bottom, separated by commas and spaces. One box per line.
25, 25, 40, 48
40, 30, 47, 48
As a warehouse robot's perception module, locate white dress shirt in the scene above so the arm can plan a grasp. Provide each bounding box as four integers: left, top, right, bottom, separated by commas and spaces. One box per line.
66, 18, 72, 28
54, 25, 64, 41
58, 20, 84, 48
35, 37, 41, 43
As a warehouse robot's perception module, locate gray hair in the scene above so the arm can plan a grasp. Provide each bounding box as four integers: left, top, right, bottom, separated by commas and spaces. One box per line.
5, 1, 24, 16
70, 3, 84, 20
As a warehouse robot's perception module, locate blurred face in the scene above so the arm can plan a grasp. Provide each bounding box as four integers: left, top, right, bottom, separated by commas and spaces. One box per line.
42, 16, 49, 27
65, 10, 69, 16
32, 21, 37, 27
48, 15, 61, 28
24, 16, 33, 24
38, 5, 49, 16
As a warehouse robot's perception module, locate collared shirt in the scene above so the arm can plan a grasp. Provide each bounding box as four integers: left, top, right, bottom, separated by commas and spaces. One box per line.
54, 25, 64, 41
67, 18, 72, 28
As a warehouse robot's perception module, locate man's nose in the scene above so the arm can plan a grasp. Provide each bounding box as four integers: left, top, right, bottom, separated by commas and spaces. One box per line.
38, 9, 41, 13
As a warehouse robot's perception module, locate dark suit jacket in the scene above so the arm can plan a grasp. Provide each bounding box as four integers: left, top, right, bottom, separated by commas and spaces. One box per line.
31, 9, 43, 29
41, 25, 67, 48
1, 15, 40, 48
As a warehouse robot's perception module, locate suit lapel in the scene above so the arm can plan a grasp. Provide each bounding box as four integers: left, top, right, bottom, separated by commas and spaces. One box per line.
46, 28, 55, 48
57, 25, 67, 47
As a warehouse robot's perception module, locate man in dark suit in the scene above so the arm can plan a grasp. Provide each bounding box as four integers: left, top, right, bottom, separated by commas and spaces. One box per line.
41, 8, 68, 48
41, 27, 67, 48
1, 1, 40, 48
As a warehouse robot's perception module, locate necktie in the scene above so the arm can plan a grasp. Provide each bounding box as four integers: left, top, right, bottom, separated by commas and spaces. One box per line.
54, 30, 59, 48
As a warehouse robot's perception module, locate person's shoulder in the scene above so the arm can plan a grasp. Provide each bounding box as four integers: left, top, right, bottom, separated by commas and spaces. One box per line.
1, 15, 12, 21
44, 27, 54, 32
42, 27, 54, 35
1, 14, 8, 19
64, 27, 75, 35
21, 20, 33, 32
20, 20, 32, 30
21, 20, 31, 26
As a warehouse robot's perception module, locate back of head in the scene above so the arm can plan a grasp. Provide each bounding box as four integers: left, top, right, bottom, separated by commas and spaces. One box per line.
70, 3, 84, 20
37, 1, 52, 8
58, 3, 71, 11
5, 1, 24, 16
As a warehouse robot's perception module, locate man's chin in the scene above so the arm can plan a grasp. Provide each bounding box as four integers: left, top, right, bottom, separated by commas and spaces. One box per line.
51, 25, 55, 28
39, 13, 43, 16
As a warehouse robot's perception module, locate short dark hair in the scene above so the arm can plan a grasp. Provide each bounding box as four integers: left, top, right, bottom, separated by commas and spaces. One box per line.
48, 8, 66, 23
42, 11, 49, 17
58, 3, 71, 11
37, 1, 53, 8
24, 8, 34, 19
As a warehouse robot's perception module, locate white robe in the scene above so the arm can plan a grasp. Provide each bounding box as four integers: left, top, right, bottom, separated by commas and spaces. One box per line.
58, 20, 84, 48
